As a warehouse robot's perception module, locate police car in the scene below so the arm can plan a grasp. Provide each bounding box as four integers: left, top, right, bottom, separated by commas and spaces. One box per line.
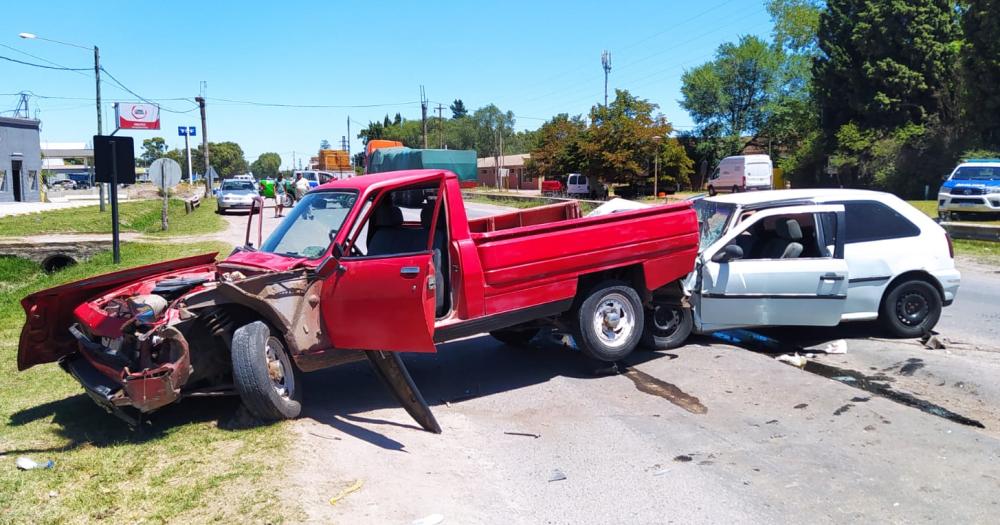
938, 159, 1000, 220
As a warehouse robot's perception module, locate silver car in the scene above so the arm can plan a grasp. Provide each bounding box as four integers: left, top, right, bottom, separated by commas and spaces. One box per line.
215, 179, 258, 213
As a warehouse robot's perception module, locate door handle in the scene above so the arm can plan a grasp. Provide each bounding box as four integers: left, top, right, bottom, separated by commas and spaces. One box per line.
820, 273, 844, 281
400, 266, 420, 277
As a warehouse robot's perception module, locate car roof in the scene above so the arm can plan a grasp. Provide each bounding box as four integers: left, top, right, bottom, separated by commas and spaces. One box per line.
957, 160, 1000, 167
703, 188, 896, 207
317, 169, 457, 192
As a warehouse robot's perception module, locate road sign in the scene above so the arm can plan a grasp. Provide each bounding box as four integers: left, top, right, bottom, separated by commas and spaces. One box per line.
178, 126, 197, 137
150, 158, 183, 188
188, 126, 196, 136
93, 135, 136, 184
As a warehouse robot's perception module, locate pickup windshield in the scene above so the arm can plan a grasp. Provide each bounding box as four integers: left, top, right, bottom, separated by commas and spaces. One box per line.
260, 191, 358, 259
692, 199, 736, 250
952, 166, 1000, 181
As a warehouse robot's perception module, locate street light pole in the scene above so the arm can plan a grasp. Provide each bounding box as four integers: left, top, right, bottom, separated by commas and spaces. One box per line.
94, 45, 105, 211
652, 135, 662, 199
19, 32, 105, 210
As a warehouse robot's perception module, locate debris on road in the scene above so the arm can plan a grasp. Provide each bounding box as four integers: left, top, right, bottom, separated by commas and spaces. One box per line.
806, 339, 848, 354
673, 454, 693, 463
548, 469, 567, 482
329, 479, 364, 505
776, 353, 808, 368
15, 457, 54, 470
921, 333, 947, 350
503, 431, 540, 439
833, 404, 854, 416
412, 514, 445, 525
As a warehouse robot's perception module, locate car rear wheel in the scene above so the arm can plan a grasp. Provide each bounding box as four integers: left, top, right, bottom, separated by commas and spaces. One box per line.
880, 280, 942, 338
573, 281, 644, 362
231, 321, 302, 420
707, 185, 717, 196
641, 303, 693, 350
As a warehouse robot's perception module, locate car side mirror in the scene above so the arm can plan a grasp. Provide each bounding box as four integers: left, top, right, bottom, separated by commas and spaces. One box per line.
711, 244, 744, 263
941, 173, 950, 181
331, 243, 344, 259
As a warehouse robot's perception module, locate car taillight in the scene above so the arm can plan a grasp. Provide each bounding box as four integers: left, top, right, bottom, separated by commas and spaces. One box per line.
945, 232, 954, 259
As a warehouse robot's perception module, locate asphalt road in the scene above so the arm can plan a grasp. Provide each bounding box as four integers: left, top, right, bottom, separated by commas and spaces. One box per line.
270, 198, 1000, 524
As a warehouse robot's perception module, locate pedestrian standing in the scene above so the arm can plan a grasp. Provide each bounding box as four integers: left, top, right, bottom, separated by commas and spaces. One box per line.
274, 174, 286, 217
294, 172, 309, 201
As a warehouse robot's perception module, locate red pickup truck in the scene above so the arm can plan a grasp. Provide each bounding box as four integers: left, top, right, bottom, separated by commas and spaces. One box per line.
18, 169, 698, 427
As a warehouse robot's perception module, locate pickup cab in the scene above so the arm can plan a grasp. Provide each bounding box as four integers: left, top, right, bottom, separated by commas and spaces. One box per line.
18, 169, 699, 425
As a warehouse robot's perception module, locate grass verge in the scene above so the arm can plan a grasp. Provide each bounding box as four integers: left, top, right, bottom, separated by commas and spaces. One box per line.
0, 199, 226, 237
463, 194, 598, 214
0, 242, 296, 524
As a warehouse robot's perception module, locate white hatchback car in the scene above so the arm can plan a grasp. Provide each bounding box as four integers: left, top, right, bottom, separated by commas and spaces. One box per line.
643, 189, 962, 348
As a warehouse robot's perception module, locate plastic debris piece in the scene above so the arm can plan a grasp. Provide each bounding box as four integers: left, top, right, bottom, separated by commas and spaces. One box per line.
329, 479, 364, 505
412, 514, 445, 525
807, 339, 848, 354
776, 353, 808, 368
504, 431, 540, 439
548, 469, 567, 482
15, 457, 54, 470
673, 454, 694, 463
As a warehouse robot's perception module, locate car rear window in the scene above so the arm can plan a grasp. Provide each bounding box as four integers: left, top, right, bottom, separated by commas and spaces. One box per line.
831, 200, 920, 243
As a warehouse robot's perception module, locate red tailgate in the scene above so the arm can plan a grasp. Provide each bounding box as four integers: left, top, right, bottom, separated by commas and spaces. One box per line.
17, 253, 218, 371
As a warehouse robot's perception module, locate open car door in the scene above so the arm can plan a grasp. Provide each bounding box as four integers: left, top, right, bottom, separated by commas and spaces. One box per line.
695, 204, 848, 332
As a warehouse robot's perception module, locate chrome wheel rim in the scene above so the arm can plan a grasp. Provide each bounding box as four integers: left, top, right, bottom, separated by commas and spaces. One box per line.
592, 293, 636, 348
264, 336, 294, 398
895, 291, 930, 326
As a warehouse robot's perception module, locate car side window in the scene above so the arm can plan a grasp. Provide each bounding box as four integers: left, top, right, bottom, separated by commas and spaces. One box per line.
729, 212, 823, 260
344, 184, 441, 258
832, 200, 919, 243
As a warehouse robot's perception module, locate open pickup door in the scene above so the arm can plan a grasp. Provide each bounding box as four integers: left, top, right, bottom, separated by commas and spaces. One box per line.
694, 204, 848, 332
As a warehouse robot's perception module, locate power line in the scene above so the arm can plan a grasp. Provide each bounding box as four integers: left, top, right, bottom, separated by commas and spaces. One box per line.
98, 66, 199, 113
0, 43, 91, 78
210, 97, 420, 109
0, 54, 90, 71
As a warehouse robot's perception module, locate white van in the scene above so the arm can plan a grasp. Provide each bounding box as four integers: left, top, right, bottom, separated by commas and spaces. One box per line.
706, 154, 773, 196
566, 173, 607, 199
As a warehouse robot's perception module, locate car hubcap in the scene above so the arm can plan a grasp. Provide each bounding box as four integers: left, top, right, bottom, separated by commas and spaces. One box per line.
895, 291, 930, 326
652, 304, 681, 335
264, 336, 294, 398
593, 293, 635, 348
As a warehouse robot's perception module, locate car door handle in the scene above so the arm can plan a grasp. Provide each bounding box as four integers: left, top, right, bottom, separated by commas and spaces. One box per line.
820, 273, 844, 281
400, 266, 420, 277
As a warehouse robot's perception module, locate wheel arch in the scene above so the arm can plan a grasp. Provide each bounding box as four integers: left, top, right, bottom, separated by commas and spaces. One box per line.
879, 270, 945, 311
575, 264, 648, 304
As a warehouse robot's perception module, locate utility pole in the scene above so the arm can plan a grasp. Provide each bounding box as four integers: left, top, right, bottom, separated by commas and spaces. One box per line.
95, 45, 106, 211
435, 103, 445, 148
420, 85, 428, 149
601, 50, 612, 107
347, 116, 351, 168
195, 95, 210, 196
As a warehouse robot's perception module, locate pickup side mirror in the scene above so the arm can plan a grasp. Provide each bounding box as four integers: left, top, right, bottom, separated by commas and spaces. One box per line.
711, 244, 744, 263
332, 243, 344, 259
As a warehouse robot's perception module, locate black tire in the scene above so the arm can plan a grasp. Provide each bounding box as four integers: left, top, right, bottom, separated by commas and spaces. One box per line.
641, 303, 693, 350
879, 280, 942, 338
707, 185, 717, 196
231, 321, 302, 420
490, 328, 540, 347
573, 281, 644, 362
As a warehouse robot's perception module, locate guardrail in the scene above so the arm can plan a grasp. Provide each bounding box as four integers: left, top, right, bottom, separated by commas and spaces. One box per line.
940, 222, 1000, 242
461, 191, 604, 207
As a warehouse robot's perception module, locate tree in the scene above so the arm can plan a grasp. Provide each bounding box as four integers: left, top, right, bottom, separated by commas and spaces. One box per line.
680, 35, 781, 155
164, 148, 188, 178
250, 152, 282, 179
472, 104, 516, 163
193, 142, 248, 178
581, 89, 692, 186
963, 0, 1000, 147
320, 139, 331, 150
140, 137, 168, 167
814, 0, 962, 134
527, 114, 587, 180
450, 99, 468, 119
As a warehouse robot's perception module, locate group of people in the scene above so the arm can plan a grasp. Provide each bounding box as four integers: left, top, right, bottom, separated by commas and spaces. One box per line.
272, 172, 311, 217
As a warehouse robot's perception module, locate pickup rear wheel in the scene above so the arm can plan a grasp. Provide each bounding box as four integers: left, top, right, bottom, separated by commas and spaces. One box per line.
641, 303, 693, 350
574, 281, 644, 362
231, 321, 303, 420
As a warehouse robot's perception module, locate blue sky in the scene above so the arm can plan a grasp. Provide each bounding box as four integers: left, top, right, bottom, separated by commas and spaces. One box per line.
1, 0, 773, 169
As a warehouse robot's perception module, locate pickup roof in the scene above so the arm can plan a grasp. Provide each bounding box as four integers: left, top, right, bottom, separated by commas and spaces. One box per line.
18, 169, 698, 428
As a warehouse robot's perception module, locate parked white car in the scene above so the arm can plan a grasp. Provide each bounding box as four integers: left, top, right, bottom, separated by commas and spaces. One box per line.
643, 189, 961, 349
705, 154, 773, 196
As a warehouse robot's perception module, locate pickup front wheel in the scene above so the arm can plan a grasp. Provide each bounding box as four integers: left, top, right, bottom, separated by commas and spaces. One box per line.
574, 281, 644, 362
231, 321, 303, 420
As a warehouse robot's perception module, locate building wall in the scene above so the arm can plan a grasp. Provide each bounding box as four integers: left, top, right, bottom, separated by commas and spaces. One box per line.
0, 119, 43, 203
477, 166, 538, 189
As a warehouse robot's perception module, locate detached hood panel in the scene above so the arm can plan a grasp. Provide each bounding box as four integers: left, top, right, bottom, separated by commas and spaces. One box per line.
17, 253, 218, 371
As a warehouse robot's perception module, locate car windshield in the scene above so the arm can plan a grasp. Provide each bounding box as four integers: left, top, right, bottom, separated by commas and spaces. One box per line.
952, 166, 1000, 180
222, 181, 255, 191
692, 199, 736, 250
259, 190, 357, 259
